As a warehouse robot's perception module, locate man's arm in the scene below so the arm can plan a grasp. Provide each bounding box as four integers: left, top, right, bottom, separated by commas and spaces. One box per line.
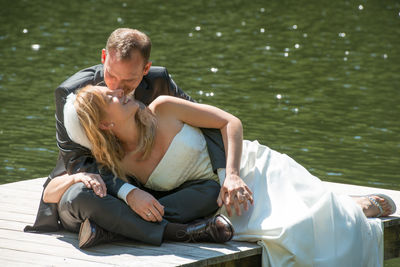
165, 69, 194, 102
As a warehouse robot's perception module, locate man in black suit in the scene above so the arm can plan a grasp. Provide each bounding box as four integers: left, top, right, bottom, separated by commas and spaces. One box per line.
25, 28, 243, 247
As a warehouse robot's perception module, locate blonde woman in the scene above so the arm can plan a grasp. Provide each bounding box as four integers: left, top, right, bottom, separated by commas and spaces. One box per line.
46, 84, 396, 266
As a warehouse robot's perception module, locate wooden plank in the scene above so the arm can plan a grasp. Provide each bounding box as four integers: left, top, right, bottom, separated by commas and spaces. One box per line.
0, 177, 46, 189
0, 197, 39, 210
0, 226, 261, 267
0, 229, 77, 246
0, 202, 40, 216
0, 248, 110, 267
0, 219, 33, 231
384, 224, 400, 260
0, 211, 37, 224
0, 238, 190, 266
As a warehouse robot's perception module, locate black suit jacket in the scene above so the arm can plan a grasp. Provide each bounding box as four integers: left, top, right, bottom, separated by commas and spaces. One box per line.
25, 64, 226, 232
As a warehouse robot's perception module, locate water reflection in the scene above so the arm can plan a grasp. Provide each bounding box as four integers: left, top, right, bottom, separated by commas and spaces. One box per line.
0, 0, 399, 193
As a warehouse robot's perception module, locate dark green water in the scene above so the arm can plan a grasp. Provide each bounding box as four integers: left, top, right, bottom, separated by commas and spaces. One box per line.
1, 0, 399, 188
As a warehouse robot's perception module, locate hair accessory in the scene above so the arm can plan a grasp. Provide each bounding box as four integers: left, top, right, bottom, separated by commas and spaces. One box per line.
63, 93, 92, 149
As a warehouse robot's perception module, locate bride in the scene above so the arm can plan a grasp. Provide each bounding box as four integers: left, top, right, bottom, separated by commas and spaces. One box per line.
56, 84, 395, 266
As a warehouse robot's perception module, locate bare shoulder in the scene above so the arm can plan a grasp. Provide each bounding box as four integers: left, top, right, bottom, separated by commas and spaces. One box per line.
151, 95, 182, 107
149, 96, 187, 114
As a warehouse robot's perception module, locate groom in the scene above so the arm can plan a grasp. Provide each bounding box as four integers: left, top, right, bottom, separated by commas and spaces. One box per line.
25, 28, 232, 247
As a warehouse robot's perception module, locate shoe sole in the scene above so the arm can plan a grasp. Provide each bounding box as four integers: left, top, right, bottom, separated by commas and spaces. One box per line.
78, 218, 91, 248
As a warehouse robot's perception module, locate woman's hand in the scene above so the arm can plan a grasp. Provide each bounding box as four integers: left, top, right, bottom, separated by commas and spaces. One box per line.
126, 188, 165, 222
217, 173, 253, 217
75, 172, 107, 197
43, 172, 107, 203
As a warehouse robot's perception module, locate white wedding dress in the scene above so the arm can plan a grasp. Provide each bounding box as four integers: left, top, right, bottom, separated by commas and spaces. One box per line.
145, 124, 383, 267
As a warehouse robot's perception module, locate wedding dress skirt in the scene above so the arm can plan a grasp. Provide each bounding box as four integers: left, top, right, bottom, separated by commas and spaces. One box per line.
145, 124, 383, 266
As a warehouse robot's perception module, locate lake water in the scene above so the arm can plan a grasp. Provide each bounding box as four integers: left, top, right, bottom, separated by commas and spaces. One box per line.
1, 1, 399, 187
1, 0, 400, 265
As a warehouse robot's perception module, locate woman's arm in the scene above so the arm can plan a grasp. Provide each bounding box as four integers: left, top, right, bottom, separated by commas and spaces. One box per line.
43, 172, 106, 203
151, 96, 253, 216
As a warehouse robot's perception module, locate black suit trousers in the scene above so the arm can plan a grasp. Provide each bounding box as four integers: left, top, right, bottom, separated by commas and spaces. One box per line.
58, 179, 221, 245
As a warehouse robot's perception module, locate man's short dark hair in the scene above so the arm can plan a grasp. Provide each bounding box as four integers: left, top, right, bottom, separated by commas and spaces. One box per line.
106, 28, 152, 63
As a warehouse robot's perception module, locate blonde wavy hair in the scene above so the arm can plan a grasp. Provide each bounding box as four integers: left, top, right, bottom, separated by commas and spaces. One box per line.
75, 85, 156, 181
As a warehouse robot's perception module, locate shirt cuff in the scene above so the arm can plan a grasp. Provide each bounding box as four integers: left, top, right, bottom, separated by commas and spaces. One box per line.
117, 183, 137, 204
217, 168, 226, 185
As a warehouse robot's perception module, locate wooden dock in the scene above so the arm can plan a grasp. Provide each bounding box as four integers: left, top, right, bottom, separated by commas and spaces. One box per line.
0, 178, 399, 266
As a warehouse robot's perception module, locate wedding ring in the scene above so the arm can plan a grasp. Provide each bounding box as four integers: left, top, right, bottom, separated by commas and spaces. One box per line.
235, 194, 245, 203
146, 211, 151, 217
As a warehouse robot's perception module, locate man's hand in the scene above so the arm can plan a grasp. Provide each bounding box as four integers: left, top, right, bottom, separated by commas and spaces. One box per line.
217, 174, 253, 217
126, 188, 165, 222
73, 172, 107, 198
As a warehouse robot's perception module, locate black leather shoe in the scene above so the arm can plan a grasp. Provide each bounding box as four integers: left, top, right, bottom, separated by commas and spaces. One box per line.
184, 214, 234, 243
78, 218, 123, 248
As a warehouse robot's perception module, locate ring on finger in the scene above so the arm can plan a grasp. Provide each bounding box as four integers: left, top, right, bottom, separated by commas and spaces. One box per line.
237, 194, 244, 203
146, 211, 152, 217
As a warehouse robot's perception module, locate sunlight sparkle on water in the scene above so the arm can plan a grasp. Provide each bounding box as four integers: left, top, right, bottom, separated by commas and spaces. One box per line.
216, 32, 222, 37
31, 44, 40, 51
260, 8, 265, 12
276, 94, 282, 100
265, 45, 271, 50
22, 28, 28, 34
294, 44, 300, 49
195, 26, 201, 31
292, 25, 298, 30
210, 67, 218, 73
338, 33, 346, 38
383, 54, 388, 59
284, 52, 289, 57
358, 5, 364, 11
260, 28, 265, 33
327, 172, 343, 176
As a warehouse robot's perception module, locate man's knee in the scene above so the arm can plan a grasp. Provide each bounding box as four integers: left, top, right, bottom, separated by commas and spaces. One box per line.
58, 183, 100, 225
59, 183, 94, 210
161, 179, 221, 223
182, 179, 220, 202
179, 179, 220, 193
